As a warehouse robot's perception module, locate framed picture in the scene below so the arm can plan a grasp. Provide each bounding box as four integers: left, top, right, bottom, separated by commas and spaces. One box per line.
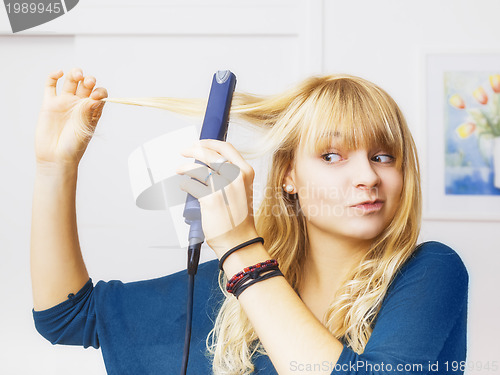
423, 52, 500, 221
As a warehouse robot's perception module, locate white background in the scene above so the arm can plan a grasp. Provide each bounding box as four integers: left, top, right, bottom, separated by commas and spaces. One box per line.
0, 1, 499, 374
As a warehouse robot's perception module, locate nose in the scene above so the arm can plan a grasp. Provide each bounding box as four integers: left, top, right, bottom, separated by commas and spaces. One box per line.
351, 155, 380, 189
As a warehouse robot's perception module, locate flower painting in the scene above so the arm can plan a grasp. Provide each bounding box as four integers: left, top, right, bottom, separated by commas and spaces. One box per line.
444, 72, 500, 195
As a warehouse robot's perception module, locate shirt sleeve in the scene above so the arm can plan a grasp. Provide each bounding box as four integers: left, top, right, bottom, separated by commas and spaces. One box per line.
331, 241, 469, 375
32, 278, 99, 349
31, 259, 221, 369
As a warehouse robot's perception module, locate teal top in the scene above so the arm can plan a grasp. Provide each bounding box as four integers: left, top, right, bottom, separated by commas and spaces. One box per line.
33, 241, 468, 374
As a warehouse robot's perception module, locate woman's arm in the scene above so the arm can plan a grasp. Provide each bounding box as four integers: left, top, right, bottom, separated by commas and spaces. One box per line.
31, 165, 88, 311
31, 68, 107, 311
223, 238, 345, 374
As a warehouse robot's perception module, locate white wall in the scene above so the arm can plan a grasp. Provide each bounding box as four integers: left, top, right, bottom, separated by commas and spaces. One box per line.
0, 1, 498, 374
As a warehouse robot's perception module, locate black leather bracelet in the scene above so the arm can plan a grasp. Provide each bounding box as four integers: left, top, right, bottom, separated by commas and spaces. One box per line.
228, 263, 280, 293
218, 237, 265, 271
233, 269, 284, 298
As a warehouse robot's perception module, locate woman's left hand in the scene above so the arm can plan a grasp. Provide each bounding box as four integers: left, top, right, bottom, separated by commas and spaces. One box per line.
176, 139, 259, 258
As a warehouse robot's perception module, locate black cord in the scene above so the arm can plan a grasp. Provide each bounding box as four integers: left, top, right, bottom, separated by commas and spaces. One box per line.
181, 242, 202, 375
181, 273, 195, 375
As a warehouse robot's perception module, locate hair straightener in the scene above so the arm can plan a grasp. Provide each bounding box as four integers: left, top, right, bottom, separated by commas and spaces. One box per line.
181, 70, 237, 374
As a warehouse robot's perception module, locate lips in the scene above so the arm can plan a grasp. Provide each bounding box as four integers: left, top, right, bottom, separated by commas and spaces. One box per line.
350, 199, 384, 213
351, 199, 384, 206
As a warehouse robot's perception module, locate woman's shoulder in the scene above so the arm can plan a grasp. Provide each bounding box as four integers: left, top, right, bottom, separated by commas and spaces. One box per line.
388, 241, 469, 298
405, 240, 468, 276
412, 241, 467, 272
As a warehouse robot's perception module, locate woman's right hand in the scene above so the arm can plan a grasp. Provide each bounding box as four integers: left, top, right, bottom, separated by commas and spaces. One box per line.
35, 68, 108, 170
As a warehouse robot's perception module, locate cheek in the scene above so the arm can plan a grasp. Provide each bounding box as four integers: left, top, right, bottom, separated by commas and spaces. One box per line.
392, 172, 404, 195
384, 172, 404, 210
295, 172, 347, 219
297, 168, 342, 198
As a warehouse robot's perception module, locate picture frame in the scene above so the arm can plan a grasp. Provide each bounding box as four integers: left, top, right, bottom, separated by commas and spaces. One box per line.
423, 51, 500, 221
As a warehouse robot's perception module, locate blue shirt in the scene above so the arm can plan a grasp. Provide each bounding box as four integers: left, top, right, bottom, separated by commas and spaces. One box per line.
33, 241, 468, 374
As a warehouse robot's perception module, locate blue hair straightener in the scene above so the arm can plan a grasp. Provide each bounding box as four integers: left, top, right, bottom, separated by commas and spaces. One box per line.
181, 70, 237, 374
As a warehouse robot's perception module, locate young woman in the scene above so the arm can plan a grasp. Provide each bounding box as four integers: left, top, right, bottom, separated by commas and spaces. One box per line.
31, 68, 468, 375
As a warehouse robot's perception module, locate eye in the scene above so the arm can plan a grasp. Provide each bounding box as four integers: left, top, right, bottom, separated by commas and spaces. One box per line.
372, 154, 395, 163
321, 153, 343, 163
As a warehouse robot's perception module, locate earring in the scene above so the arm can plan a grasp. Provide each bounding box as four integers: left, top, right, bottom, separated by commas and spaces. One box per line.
282, 184, 294, 193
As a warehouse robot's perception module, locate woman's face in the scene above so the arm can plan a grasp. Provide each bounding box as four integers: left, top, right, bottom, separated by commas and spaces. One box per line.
285, 138, 403, 242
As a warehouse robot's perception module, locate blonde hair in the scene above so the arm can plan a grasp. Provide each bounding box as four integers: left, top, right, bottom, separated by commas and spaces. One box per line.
103, 74, 422, 374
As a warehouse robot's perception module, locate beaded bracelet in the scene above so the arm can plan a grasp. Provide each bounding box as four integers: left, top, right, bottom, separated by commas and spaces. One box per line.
226, 259, 283, 298
218, 237, 264, 271
229, 264, 279, 294
226, 259, 278, 291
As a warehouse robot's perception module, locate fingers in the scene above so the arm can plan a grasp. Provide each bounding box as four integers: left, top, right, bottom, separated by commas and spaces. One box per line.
90, 87, 108, 101
75, 76, 96, 98
45, 68, 106, 101
177, 161, 236, 190
177, 141, 254, 242
62, 67, 83, 95
179, 145, 240, 180
177, 163, 212, 184
180, 177, 213, 199
177, 142, 244, 202
178, 163, 218, 200
44, 69, 63, 98
182, 139, 253, 179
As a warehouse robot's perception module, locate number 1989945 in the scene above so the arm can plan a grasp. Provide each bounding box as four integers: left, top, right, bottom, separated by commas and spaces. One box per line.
6, 2, 62, 14
444, 360, 499, 372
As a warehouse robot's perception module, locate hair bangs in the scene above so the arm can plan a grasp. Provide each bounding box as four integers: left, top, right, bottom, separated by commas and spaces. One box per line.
299, 78, 404, 167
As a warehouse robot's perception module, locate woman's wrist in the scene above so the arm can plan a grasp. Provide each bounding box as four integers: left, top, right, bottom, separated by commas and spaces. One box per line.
220, 239, 272, 279
36, 160, 79, 178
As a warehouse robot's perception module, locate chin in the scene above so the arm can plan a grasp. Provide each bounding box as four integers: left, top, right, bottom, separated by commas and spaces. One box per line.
308, 214, 390, 242
344, 222, 386, 241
